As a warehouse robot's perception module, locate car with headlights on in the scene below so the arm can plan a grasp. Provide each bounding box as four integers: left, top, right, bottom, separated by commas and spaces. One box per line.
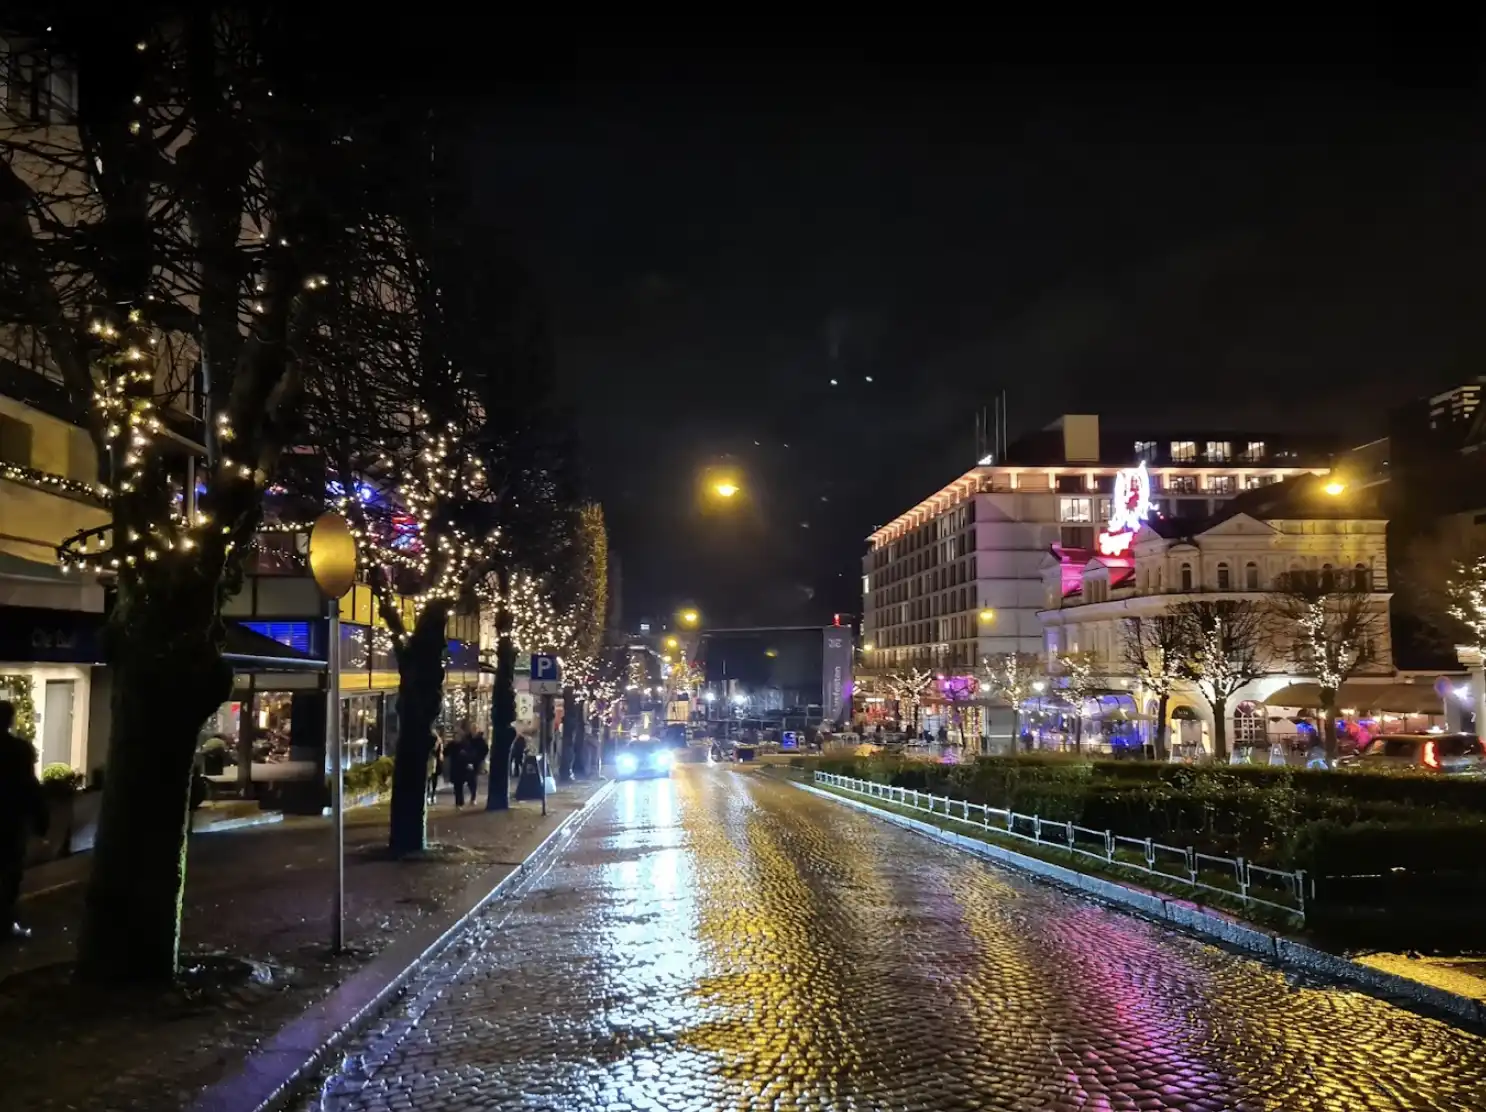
614, 739, 675, 780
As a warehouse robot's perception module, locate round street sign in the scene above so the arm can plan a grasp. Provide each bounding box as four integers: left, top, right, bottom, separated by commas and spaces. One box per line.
308, 512, 358, 599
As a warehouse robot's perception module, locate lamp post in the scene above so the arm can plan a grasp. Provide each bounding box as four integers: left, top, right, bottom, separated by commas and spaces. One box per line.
1457, 646, 1486, 736
308, 512, 357, 954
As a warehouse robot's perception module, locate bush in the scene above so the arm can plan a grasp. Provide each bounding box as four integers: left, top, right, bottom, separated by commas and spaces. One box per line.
41, 763, 83, 794
199, 737, 228, 754
341, 756, 394, 797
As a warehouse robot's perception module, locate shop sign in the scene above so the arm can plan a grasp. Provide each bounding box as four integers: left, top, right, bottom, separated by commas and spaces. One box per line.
0, 606, 104, 663
1096, 461, 1152, 556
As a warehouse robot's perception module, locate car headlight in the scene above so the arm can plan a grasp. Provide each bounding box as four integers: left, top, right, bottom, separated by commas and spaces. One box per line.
652, 749, 674, 768
616, 753, 638, 775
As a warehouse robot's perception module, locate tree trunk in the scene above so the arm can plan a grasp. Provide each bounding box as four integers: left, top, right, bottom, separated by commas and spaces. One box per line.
387, 604, 449, 856
484, 602, 516, 812
78, 589, 232, 984
559, 687, 576, 782
1320, 688, 1340, 761
572, 703, 588, 777
1211, 696, 1229, 763
1153, 693, 1170, 761
1072, 713, 1083, 754
1010, 707, 1020, 757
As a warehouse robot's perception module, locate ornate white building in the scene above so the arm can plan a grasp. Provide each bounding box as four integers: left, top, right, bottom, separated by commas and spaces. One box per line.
1035, 471, 1447, 755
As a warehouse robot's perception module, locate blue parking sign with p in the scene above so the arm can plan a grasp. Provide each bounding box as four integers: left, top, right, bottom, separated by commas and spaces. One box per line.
530, 653, 561, 682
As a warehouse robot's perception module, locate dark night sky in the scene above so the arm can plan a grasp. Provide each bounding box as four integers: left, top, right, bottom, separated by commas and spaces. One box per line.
446, 22, 1486, 629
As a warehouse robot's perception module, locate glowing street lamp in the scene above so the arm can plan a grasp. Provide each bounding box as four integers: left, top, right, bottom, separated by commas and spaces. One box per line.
1323, 480, 1346, 496
664, 636, 679, 649
713, 481, 739, 498
978, 609, 996, 624
679, 609, 699, 627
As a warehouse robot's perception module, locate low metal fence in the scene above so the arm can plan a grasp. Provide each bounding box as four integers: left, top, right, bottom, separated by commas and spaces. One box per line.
813, 770, 1305, 920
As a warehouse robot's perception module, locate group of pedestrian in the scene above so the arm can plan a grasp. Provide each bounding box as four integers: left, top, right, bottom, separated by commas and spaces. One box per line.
426, 726, 490, 809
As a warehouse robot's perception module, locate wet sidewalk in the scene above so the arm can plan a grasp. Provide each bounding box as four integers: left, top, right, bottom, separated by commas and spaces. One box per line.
0, 778, 605, 1112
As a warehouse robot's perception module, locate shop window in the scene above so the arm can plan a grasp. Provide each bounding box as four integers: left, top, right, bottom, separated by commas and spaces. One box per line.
1216, 562, 1231, 590
0, 412, 32, 467
1180, 562, 1193, 591
1234, 702, 1266, 745
1245, 562, 1260, 590
1059, 497, 1093, 523
1206, 475, 1234, 495
1166, 475, 1197, 493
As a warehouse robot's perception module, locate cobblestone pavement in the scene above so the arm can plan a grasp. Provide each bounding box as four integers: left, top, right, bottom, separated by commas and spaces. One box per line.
1, 780, 598, 1112
303, 767, 1486, 1112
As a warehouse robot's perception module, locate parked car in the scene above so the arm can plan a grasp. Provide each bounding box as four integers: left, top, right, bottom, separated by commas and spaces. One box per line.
1342, 733, 1485, 775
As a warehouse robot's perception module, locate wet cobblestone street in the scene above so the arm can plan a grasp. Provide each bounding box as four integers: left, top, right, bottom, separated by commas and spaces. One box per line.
307, 768, 1486, 1111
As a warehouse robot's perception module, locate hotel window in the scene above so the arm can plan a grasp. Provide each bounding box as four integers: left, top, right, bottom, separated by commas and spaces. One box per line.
1056, 474, 1086, 493
1217, 562, 1231, 590
1242, 441, 1266, 462
1243, 474, 1264, 490
1205, 441, 1232, 462
1170, 440, 1197, 462
1059, 497, 1093, 523
0, 413, 32, 467
1134, 440, 1158, 461
1180, 562, 1193, 591
1353, 563, 1370, 590
1166, 475, 1197, 494
1245, 562, 1260, 590
1206, 475, 1235, 495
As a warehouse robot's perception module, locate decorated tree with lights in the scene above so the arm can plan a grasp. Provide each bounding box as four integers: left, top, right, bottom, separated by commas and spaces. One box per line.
553, 503, 609, 781
1052, 651, 1105, 752
1119, 616, 1190, 760
1173, 600, 1267, 762
0, 12, 399, 982
1272, 570, 1384, 760
883, 669, 934, 733
980, 652, 1042, 750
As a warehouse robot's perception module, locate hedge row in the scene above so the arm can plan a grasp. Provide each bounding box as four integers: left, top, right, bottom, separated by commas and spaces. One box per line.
805, 754, 1486, 867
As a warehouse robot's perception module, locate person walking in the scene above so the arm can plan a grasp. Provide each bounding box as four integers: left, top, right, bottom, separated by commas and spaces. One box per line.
467, 731, 488, 806
426, 735, 443, 805
447, 734, 472, 808
0, 700, 48, 941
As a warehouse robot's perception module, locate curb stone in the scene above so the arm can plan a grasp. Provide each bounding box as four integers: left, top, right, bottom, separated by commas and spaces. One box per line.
794, 780, 1486, 1028
189, 779, 616, 1112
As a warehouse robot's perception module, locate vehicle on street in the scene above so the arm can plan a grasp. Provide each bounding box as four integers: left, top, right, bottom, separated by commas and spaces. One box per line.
1341, 733, 1485, 775
660, 722, 689, 749
614, 739, 675, 780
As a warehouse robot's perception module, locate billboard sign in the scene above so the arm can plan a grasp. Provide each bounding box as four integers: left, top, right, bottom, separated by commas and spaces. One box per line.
822, 627, 852, 724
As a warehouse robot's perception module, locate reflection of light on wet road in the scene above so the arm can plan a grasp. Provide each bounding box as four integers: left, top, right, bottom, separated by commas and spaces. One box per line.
309, 767, 1486, 1112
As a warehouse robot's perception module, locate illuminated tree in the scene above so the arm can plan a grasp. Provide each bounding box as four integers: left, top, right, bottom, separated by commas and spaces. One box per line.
1173, 600, 1267, 762
1053, 652, 1105, 753
1272, 570, 1385, 760
980, 652, 1042, 748
883, 669, 934, 733
0, 13, 392, 982
1119, 616, 1190, 760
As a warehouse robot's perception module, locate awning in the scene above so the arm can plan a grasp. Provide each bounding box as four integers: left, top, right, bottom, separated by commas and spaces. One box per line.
1263, 681, 1445, 715
223, 622, 326, 672
0, 552, 72, 582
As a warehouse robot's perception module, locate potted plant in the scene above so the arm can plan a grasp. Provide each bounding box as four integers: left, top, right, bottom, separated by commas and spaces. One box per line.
199, 736, 229, 776
37, 763, 83, 862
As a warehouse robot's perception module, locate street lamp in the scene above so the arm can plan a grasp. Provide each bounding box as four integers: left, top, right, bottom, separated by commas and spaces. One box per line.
664, 636, 679, 649
680, 609, 699, 627
1323, 480, 1346, 496
714, 480, 739, 498
978, 609, 995, 624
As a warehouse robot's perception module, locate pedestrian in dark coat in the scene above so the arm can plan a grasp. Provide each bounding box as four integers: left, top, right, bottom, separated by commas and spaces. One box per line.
467, 732, 489, 806
426, 736, 443, 804
447, 735, 473, 808
0, 700, 48, 940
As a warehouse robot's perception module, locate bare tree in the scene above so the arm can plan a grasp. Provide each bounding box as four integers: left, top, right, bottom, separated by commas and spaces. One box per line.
1173, 600, 1267, 762
1053, 651, 1105, 753
883, 669, 934, 734
980, 652, 1042, 750
0, 13, 391, 982
1120, 616, 1190, 760
1272, 570, 1386, 760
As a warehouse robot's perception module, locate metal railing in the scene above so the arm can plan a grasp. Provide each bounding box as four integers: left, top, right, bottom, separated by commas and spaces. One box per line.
813, 770, 1305, 920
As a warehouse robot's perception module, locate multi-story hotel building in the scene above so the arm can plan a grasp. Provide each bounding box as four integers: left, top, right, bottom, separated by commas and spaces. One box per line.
860, 414, 1336, 680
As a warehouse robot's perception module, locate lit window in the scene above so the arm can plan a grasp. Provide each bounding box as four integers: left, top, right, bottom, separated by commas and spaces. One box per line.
1170, 441, 1196, 462
1206, 475, 1235, 494
1058, 497, 1093, 523
1134, 440, 1158, 461
1206, 441, 1232, 461
1242, 441, 1266, 462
